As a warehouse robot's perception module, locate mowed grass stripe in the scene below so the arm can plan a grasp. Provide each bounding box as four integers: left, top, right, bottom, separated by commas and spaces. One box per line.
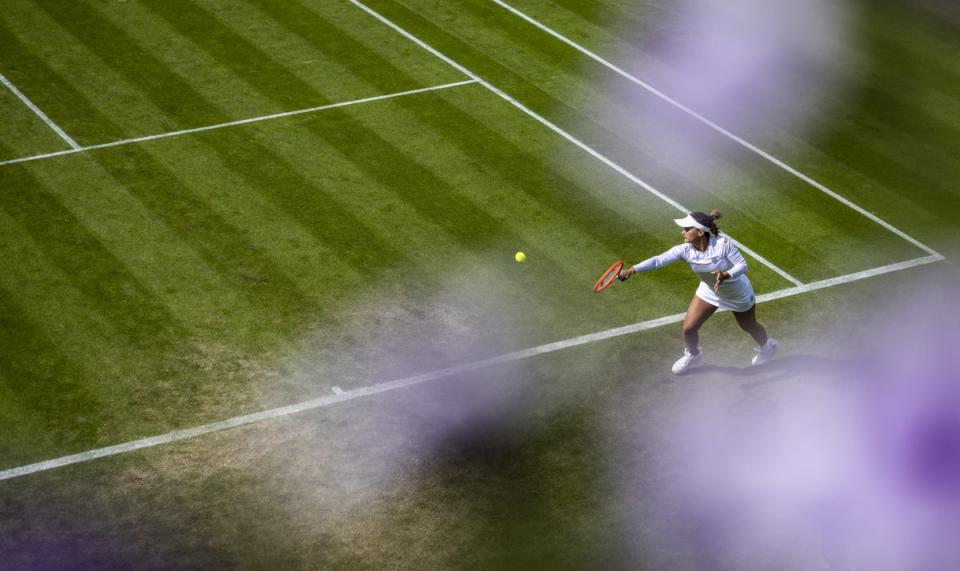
0, 288, 109, 463
88, 0, 297, 125
234, 91, 729, 349
244, 0, 454, 96
1, 150, 338, 453
0, 81, 72, 160
3, 0, 230, 144
745, 47, 960, 207
0, 161, 190, 352
86, 144, 322, 343
141, 0, 328, 112
183, 126, 409, 272
1, 0, 355, 400
822, 31, 960, 183
0, 21, 128, 145
753, 133, 952, 254
232, 115, 478, 271
10, 0, 369, 341
250, 0, 464, 87
2, 0, 462, 146
139, 0, 438, 114
406, 0, 819, 261
125, 135, 367, 302
297, 99, 593, 305
521, 0, 956, 253
32, 0, 231, 135
545, 0, 649, 38
0, 150, 300, 455
866, 2, 960, 103
245, 1, 665, 270
799, 108, 957, 214
0, 40, 323, 349
354, 0, 835, 279
9, 156, 252, 335
397, 87, 794, 293
546, 0, 960, 152
193, 0, 453, 99
143, 1, 598, 296
855, 63, 960, 153
338, 100, 712, 339
355, 1, 817, 291
139, 0, 516, 269
484, 0, 936, 268
0, 211, 127, 432
428, 0, 930, 272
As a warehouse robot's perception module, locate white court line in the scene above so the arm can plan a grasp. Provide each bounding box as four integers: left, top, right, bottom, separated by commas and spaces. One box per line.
0, 79, 478, 167
756, 254, 943, 303
0, 254, 943, 482
0, 72, 81, 150
490, 0, 944, 260
348, 0, 803, 287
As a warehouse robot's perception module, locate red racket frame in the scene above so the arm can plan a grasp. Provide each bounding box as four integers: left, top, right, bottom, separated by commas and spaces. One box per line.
593, 260, 624, 293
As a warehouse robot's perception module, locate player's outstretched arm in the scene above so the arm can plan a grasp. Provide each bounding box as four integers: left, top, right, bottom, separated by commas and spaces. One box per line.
622, 247, 684, 281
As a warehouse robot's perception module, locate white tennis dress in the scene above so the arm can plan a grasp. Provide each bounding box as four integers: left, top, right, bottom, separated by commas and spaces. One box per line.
631, 234, 756, 312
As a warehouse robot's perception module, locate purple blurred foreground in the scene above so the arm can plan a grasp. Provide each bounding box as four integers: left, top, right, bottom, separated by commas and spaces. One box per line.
623, 282, 960, 569
617, 0, 853, 171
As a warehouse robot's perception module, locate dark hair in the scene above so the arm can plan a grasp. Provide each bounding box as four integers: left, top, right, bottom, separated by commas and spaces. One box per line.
690, 209, 722, 237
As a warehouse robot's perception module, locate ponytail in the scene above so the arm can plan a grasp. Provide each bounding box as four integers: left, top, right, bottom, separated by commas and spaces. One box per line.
708, 209, 722, 237
688, 209, 723, 237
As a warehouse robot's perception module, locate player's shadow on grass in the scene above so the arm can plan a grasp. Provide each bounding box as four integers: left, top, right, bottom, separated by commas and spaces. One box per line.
680, 354, 858, 389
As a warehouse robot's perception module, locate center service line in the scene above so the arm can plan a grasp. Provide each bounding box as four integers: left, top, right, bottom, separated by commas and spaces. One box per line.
348, 0, 802, 287
0, 72, 81, 150
0, 254, 943, 482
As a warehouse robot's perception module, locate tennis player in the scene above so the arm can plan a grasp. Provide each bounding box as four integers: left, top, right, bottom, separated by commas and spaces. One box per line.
618, 210, 777, 374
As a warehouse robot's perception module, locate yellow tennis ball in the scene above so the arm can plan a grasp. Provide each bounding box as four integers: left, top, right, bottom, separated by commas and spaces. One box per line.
515, 251, 526, 263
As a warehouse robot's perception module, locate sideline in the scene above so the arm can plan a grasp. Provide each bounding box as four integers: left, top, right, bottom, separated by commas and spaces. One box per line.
489, 0, 943, 259
348, 0, 802, 287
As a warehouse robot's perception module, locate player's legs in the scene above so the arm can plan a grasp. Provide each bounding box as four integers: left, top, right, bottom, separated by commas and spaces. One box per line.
733, 304, 768, 345
682, 296, 718, 355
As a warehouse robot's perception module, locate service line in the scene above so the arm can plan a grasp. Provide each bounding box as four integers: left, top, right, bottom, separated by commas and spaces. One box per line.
0, 79, 478, 167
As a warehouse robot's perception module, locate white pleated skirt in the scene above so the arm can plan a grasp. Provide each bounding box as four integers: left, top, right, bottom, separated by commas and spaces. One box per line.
695, 276, 756, 312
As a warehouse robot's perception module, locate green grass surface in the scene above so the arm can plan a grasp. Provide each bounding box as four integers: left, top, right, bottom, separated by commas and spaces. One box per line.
1, 0, 958, 567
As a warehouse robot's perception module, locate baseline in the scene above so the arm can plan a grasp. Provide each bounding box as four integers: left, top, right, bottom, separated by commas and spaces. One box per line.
0, 254, 942, 482
0, 79, 478, 167
490, 0, 943, 260
348, 0, 802, 287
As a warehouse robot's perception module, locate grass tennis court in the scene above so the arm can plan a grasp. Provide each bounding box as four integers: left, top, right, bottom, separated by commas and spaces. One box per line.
2, 0, 959, 567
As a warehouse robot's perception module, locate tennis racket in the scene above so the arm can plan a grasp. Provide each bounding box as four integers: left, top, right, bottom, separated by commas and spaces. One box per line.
593, 260, 625, 293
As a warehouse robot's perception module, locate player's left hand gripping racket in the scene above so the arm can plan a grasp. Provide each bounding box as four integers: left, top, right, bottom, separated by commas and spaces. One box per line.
593, 260, 625, 293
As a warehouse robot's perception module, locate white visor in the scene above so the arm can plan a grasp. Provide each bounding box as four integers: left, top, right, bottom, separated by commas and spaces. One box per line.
673, 214, 710, 232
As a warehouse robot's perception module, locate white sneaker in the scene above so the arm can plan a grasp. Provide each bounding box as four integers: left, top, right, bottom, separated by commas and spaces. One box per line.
752, 338, 778, 365
672, 346, 703, 374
